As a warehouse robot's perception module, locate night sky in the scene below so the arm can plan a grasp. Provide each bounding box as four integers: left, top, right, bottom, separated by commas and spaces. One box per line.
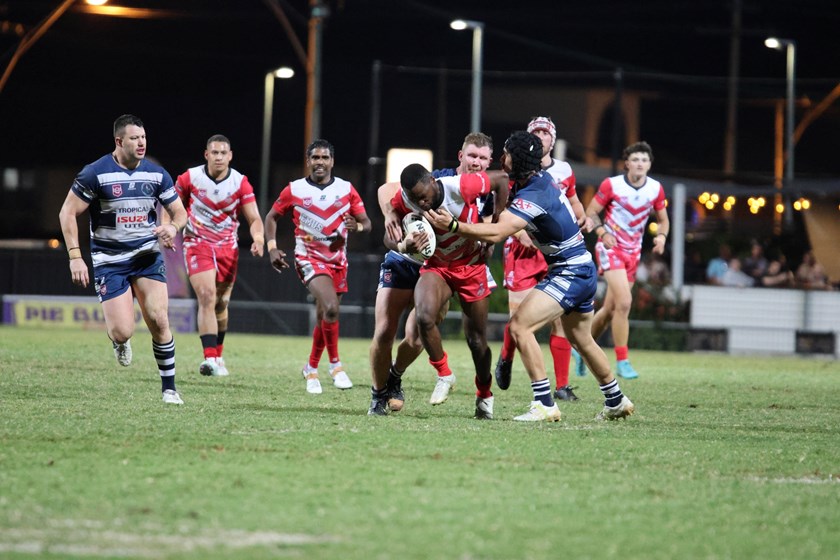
2, 0, 840, 182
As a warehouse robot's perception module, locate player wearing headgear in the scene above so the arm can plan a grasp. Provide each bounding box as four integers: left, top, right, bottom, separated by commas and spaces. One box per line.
380, 163, 509, 419
582, 141, 669, 380
494, 116, 586, 401
426, 131, 635, 422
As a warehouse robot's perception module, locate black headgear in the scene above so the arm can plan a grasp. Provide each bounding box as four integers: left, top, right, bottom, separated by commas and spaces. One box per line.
504, 131, 543, 179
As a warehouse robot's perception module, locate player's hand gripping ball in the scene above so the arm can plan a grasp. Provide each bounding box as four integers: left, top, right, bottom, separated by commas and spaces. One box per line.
401, 213, 436, 261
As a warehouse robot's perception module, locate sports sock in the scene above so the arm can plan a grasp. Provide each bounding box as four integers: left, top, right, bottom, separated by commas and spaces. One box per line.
371, 386, 388, 399
475, 375, 492, 399
429, 352, 452, 378
615, 345, 629, 362
217, 331, 226, 358
321, 319, 340, 364
308, 322, 325, 369
200, 334, 218, 359
599, 379, 624, 408
389, 363, 404, 378
550, 335, 572, 388
531, 378, 553, 407
501, 323, 516, 361
153, 338, 176, 392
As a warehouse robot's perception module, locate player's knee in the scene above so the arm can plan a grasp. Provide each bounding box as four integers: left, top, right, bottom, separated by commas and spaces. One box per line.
614, 297, 632, 315
322, 304, 340, 323
108, 326, 132, 344
465, 333, 487, 354
194, 285, 216, 307
215, 306, 229, 324
414, 308, 437, 331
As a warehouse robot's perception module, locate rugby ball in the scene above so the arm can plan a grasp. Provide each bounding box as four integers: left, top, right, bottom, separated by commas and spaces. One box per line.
401, 213, 436, 260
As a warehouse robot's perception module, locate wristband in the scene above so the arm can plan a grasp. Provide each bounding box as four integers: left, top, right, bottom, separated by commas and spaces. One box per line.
356, 222, 364, 232
595, 226, 605, 238
68, 247, 82, 260
656, 232, 667, 239
267, 239, 277, 251
253, 234, 265, 245
448, 218, 459, 233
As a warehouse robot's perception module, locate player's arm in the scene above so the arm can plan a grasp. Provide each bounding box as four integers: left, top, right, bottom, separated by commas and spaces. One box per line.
486, 170, 510, 223
58, 190, 91, 288
378, 182, 404, 244
425, 208, 526, 245
241, 201, 265, 257
568, 193, 586, 226
263, 205, 289, 272
343, 211, 372, 234
154, 197, 187, 250
651, 206, 669, 255
584, 197, 605, 234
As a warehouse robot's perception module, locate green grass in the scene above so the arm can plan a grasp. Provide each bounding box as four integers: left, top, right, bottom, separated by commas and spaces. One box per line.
1, 325, 839, 559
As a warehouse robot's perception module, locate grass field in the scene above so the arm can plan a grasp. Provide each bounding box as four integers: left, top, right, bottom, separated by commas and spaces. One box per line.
1, 325, 839, 559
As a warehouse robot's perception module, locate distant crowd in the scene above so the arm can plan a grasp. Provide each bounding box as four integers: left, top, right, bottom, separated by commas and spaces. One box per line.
668, 240, 834, 291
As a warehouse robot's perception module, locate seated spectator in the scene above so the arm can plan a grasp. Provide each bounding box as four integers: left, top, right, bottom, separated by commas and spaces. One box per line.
759, 256, 795, 288
796, 250, 830, 290
720, 257, 754, 287
742, 240, 768, 283
706, 244, 732, 285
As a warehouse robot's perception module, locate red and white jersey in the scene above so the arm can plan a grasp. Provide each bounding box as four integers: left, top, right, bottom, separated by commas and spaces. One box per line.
543, 158, 577, 199
272, 176, 366, 267
176, 165, 255, 250
595, 174, 666, 255
392, 172, 492, 268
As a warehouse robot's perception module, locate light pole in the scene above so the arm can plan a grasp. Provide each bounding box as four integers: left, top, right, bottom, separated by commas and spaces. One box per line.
765, 37, 796, 183
260, 66, 295, 213
450, 19, 484, 133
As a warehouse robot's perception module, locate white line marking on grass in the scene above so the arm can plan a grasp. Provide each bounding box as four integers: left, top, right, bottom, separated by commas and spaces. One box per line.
746, 475, 839, 485
0, 526, 338, 558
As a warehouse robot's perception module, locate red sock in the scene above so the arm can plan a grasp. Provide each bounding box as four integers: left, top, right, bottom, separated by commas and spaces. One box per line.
216, 343, 224, 358
321, 319, 340, 363
615, 345, 629, 361
308, 323, 325, 369
501, 323, 516, 361
475, 375, 492, 399
429, 352, 452, 377
550, 335, 572, 388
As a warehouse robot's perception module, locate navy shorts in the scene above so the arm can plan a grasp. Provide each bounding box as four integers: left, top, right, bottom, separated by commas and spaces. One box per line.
535, 261, 597, 314
92, 252, 167, 302
377, 251, 422, 291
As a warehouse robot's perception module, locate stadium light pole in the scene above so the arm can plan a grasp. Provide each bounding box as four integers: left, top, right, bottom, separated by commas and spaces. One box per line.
765, 37, 796, 183
260, 66, 295, 213
450, 19, 484, 132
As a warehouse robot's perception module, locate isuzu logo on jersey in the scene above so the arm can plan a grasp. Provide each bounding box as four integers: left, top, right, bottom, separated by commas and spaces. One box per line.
112, 185, 122, 197
117, 214, 148, 224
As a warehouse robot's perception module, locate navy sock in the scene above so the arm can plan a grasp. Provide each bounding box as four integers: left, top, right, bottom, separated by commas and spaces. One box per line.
600, 379, 624, 408
531, 378, 554, 407
153, 338, 176, 392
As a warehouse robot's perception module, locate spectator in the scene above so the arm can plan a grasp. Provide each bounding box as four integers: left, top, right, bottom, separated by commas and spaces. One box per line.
706, 244, 732, 285
796, 250, 830, 290
720, 257, 754, 287
759, 256, 795, 288
742, 240, 768, 283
